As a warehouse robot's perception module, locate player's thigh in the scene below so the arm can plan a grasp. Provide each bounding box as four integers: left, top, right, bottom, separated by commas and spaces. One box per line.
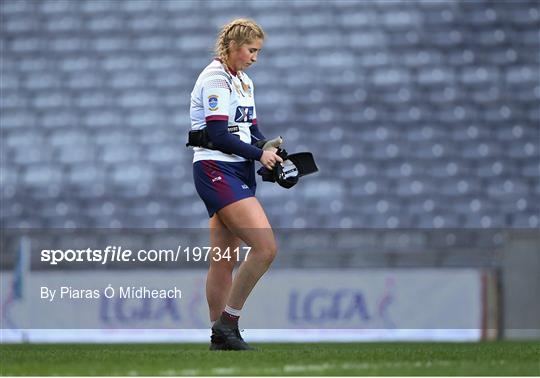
209, 214, 241, 266
216, 197, 276, 251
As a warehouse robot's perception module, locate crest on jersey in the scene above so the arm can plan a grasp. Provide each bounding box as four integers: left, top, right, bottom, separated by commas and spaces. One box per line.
208, 95, 219, 111
234, 106, 254, 123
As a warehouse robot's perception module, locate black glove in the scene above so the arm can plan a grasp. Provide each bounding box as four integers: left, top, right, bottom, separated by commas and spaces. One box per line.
257, 150, 318, 189
256, 147, 289, 182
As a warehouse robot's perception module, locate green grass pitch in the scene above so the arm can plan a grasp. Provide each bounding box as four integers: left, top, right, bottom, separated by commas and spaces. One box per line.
1, 341, 539, 376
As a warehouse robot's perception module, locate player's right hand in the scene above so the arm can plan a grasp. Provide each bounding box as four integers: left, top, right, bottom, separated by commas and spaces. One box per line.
260, 150, 283, 170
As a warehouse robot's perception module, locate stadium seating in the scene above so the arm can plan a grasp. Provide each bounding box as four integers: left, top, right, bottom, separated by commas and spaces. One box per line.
1, 0, 539, 261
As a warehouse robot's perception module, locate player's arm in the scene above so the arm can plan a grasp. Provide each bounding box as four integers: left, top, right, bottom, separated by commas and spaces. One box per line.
249, 86, 283, 151
206, 118, 263, 160
250, 123, 265, 145
246, 100, 283, 169
249, 82, 266, 145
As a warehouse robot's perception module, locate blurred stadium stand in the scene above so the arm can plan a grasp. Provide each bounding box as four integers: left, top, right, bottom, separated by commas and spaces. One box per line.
1, 0, 539, 239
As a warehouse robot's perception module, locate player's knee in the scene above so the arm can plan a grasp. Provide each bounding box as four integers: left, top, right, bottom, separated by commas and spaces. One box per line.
259, 241, 277, 266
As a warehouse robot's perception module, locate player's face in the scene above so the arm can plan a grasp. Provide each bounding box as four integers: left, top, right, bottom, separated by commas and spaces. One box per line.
229, 39, 263, 71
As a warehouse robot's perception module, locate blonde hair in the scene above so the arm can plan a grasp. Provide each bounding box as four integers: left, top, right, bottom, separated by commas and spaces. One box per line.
215, 18, 265, 62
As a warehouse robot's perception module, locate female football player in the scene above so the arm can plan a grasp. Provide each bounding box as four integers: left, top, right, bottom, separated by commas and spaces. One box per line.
189, 18, 282, 350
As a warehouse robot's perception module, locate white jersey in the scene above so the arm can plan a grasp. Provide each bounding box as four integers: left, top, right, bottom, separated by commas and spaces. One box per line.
190, 59, 258, 163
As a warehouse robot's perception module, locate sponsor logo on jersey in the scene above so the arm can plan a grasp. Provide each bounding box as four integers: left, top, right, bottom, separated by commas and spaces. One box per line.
227, 125, 240, 133
212, 176, 222, 183
241, 184, 249, 189
234, 106, 254, 122
208, 95, 219, 111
